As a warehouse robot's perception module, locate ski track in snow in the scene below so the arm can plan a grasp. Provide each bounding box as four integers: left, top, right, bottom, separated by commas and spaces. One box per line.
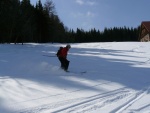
13, 87, 131, 113
111, 87, 150, 113
14, 87, 150, 113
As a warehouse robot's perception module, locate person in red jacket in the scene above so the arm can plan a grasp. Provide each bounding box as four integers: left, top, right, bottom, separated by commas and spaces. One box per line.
57, 44, 71, 71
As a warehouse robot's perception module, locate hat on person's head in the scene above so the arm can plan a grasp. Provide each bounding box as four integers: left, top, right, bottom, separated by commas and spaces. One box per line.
66, 44, 71, 49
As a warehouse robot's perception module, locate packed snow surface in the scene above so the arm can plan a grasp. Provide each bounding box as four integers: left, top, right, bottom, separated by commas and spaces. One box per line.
0, 42, 150, 113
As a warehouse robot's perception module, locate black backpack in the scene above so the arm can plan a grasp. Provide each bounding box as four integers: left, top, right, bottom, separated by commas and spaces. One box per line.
56, 47, 63, 57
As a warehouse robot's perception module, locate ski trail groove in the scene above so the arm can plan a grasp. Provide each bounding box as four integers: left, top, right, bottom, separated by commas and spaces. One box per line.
52, 88, 132, 113
111, 87, 150, 113
17, 87, 132, 113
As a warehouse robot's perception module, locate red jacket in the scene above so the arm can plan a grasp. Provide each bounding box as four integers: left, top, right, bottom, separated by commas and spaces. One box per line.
60, 47, 69, 58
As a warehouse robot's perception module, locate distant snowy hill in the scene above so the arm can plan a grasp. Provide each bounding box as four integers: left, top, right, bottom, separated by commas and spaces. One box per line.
0, 42, 150, 113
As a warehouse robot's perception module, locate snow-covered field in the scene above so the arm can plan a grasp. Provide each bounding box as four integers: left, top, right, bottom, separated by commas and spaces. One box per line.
0, 42, 150, 113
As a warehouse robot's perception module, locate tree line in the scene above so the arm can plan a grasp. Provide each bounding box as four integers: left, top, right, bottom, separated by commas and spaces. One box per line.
0, 0, 140, 44
66, 27, 140, 43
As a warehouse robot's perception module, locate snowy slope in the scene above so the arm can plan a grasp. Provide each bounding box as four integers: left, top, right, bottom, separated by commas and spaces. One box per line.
0, 42, 150, 113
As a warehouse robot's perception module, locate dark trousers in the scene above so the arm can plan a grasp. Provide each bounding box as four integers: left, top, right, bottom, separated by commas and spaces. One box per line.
58, 57, 70, 71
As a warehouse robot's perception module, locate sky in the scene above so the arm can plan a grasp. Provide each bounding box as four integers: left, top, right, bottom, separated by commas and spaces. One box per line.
30, 0, 150, 31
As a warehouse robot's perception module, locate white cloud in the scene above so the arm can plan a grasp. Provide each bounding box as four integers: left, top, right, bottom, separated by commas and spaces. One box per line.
71, 11, 95, 18
76, 0, 84, 5
87, 1, 96, 6
75, 0, 96, 6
